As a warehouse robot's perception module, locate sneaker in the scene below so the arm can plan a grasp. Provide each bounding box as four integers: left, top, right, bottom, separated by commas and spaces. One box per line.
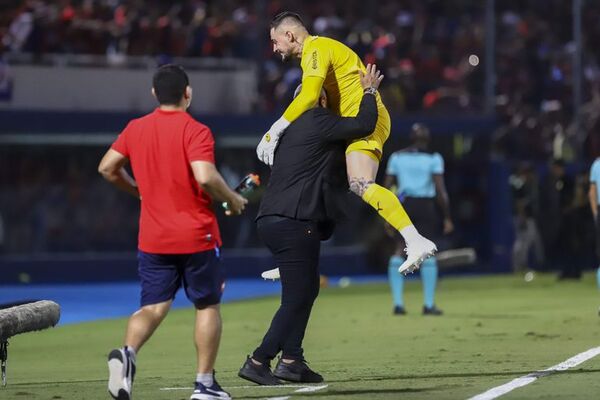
399, 237, 437, 275
238, 356, 282, 385
422, 305, 443, 316
190, 373, 231, 400
261, 267, 280, 281
393, 305, 406, 315
273, 358, 323, 383
107, 348, 136, 400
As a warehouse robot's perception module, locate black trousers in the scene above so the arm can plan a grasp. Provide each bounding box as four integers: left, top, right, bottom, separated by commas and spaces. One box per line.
596, 215, 600, 261
252, 216, 321, 363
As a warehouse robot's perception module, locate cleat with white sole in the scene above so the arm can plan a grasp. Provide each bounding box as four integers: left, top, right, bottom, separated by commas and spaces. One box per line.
261, 267, 280, 281
398, 237, 437, 275
108, 348, 135, 400
190, 371, 231, 400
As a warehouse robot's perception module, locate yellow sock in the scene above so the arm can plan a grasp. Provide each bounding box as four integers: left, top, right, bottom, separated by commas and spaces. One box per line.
362, 184, 412, 230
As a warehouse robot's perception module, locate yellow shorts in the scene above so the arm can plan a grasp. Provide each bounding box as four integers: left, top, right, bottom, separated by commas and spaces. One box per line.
345, 103, 391, 162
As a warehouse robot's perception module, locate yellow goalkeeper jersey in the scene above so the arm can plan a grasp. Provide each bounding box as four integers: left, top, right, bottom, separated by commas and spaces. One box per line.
300, 35, 384, 117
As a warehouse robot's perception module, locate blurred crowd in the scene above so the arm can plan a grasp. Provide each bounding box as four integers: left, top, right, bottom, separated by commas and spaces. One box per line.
492, 0, 600, 162
0, 0, 261, 59
0, 147, 139, 253
0, 143, 382, 254
0, 0, 487, 113
1, 0, 599, 120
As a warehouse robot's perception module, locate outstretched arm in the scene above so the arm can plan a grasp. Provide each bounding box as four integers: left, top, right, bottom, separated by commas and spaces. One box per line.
282, 75, 324, 122
590, 183, 598, 220
256, 76, 324, 166
433, 173, 454, 234
257, 39, 331, 166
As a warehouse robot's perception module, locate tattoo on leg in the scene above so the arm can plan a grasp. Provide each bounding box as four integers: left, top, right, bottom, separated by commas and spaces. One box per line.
349, 178, 374, 197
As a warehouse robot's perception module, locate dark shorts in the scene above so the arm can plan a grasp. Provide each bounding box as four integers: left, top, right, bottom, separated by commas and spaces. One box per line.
403, 196, 440, 239
137, 248, 224, 308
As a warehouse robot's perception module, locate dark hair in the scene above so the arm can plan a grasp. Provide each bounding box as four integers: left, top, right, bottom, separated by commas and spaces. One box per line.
411, 123, 430, 142
270, 11, 305, 30
152, 64, 189, 105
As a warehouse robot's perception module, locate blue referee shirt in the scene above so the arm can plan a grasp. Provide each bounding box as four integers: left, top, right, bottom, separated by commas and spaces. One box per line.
386, 150, 444, 198
591, 158, 600, 202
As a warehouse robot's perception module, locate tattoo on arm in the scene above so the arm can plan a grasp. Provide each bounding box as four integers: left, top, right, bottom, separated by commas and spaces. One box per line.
349, 178, 374, 197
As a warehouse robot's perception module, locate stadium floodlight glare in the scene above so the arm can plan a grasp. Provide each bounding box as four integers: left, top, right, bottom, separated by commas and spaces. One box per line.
0, 300, 61, 386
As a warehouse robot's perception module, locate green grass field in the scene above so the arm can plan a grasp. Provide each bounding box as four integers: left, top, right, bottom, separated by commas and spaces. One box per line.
3, 273, 600, 400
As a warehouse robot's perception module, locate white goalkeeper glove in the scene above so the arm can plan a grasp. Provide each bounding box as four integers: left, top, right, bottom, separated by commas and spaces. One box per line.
256, 117, 290, 166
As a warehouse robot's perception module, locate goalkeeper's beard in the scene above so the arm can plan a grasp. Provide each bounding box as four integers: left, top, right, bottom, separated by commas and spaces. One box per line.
279, 53, 293, 63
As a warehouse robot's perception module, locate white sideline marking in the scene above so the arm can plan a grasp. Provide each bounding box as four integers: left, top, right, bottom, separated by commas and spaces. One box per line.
468, 346, 600, 400
160, 387, 194, 391
160, 383, 325, 400
159, 385, 310, 391
294, 384, 328, 393
160, 383, 327, 400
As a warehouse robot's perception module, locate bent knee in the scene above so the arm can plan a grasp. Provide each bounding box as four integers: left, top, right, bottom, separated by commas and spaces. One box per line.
140, 302, 171, 320
348, 177, 374, 197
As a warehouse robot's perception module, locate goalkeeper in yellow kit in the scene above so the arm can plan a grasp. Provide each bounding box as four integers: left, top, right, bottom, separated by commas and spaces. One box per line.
257, 12, 436, 274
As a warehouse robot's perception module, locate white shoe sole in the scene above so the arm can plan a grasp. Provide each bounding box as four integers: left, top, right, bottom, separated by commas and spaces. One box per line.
398, 248, 437, 275
261, 267, 280, 281
108, 349, 131, 400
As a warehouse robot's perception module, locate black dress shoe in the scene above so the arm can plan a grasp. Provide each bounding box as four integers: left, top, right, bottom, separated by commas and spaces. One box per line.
238, 356, 282, 385
273, 358, 324, 383
393, 305, 407, 315
422, 305, 443, 316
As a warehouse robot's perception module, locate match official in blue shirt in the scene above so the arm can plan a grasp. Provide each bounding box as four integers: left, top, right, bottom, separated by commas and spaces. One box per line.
384, 123, 453, 315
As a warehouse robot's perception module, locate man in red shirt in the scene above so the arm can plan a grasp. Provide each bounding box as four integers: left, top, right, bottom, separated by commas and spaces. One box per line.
98, 64, 245, 400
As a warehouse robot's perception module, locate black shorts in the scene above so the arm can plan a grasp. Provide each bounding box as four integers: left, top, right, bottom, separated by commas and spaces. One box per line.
402, 197, 440, 239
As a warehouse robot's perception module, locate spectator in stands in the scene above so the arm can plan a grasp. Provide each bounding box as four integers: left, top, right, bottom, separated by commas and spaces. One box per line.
3, 0, 600, 123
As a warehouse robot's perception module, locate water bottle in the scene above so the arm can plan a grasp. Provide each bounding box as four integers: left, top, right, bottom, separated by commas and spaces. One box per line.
222, 173, 261, 210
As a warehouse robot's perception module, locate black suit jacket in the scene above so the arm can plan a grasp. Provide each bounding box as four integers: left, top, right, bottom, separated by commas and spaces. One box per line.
257, 93, 378, 237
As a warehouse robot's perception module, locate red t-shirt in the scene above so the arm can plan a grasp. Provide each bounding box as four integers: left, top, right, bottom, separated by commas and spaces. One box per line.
111, 108, 222, 254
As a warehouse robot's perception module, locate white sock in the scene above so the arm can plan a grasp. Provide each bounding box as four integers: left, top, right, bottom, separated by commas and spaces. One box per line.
124, 346, 137, 363
196, 373, 214, 387
399, 224, 421, 245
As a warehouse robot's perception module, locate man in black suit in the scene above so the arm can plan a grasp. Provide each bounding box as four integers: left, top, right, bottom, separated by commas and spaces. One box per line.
238, 64, 383, 385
